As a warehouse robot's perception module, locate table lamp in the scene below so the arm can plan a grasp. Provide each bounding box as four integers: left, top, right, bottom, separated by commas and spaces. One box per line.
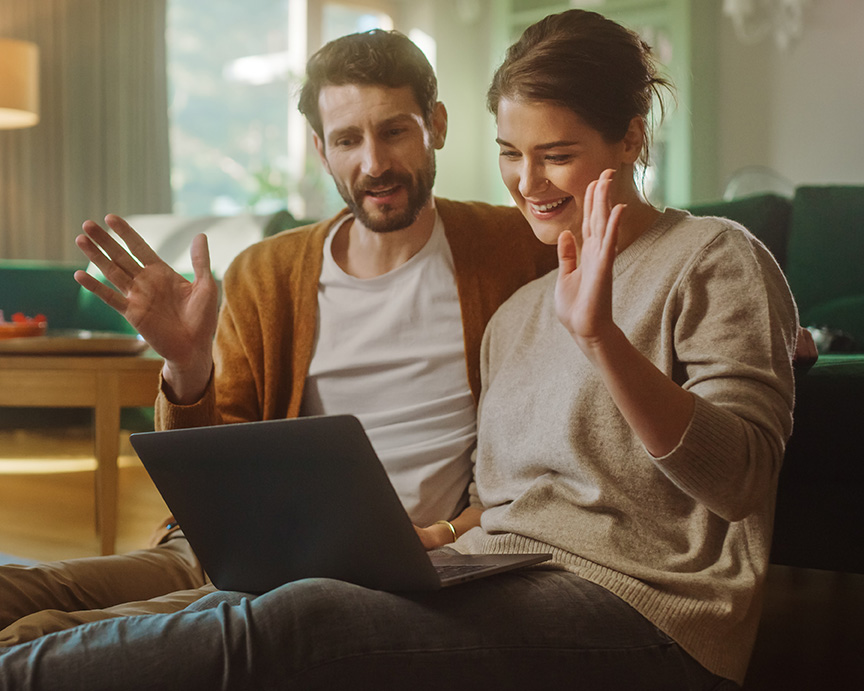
0, 38, 39, 129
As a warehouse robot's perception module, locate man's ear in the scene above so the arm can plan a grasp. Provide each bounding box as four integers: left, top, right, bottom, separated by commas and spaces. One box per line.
621, 116, 645, 165
312, 133, 332, 175
431, 101, 448, 150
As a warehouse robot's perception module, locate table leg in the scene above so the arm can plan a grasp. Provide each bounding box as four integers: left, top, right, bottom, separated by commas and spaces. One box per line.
94, 371, 121, 555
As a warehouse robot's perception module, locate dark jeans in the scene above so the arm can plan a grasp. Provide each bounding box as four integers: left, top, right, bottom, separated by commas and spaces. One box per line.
0, 569, 738, 690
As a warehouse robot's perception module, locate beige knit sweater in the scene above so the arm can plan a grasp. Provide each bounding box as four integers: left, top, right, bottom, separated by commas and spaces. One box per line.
456, 209, 798, 684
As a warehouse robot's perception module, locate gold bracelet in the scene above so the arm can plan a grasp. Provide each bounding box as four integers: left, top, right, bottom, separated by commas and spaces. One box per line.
434, 519, 457, 543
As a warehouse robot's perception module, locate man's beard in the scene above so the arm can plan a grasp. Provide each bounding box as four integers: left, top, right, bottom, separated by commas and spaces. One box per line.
334, 155, 436, 233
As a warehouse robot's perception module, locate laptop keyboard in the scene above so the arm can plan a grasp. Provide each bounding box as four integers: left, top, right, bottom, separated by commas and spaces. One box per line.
434, 563, 491, 579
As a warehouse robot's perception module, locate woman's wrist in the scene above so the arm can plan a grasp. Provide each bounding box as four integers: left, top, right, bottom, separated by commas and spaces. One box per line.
434, 519, 457, 544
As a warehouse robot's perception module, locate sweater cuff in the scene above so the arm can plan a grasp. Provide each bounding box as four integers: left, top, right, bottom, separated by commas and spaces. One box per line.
650, 395, 744, 501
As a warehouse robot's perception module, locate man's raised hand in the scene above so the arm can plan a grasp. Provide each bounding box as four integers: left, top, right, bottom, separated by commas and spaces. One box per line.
73, 214, 219, 402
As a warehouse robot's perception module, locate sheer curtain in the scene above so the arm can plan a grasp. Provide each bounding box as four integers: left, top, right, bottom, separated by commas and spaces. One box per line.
0, 0, 171, 262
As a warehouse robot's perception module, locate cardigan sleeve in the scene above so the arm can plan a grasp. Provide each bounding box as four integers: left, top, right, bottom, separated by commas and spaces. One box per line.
153, 259, 265, 430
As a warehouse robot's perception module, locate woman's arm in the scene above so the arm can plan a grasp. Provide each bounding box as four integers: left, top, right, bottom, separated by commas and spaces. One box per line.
414, 506, 483, 550
554, 170, 695, 457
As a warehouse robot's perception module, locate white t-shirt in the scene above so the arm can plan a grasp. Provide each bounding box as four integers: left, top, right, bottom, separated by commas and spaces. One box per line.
300, 213, 476, 526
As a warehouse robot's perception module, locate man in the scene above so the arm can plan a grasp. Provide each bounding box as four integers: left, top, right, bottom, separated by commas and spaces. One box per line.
0, 29, 555, 646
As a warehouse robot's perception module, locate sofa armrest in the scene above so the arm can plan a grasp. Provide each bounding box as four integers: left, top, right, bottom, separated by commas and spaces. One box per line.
771, 354, 864, 573
802, 295, 864, 351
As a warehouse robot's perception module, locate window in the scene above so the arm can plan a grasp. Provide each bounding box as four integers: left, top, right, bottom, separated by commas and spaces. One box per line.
166, 0, 394, 218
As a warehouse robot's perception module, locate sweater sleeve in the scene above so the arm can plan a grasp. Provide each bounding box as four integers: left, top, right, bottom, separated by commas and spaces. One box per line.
651, 228, 798, 521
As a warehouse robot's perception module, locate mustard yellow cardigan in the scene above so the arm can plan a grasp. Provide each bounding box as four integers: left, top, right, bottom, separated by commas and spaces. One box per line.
155, 199, 557, 430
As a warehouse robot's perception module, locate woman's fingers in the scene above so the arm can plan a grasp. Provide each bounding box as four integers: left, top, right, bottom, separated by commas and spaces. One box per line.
604, 203, 625, 255
557, 230, 579, 276
582, 180, 597, 241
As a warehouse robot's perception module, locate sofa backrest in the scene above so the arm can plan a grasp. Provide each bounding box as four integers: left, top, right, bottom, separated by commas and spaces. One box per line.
785, 186, 864, 341
686, 193, 792, 268
0, 260, 86, 331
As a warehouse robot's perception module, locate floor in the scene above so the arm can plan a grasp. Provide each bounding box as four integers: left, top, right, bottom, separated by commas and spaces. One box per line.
0, 426, 169, 562
743, 564, 864, 689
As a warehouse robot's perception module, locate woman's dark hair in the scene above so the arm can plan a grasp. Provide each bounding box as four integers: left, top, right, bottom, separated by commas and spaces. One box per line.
487, 9, 673, 168
298, 29, 438, 141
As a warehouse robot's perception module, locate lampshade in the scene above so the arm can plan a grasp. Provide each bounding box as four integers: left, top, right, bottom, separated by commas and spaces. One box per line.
0, 38, 39, 129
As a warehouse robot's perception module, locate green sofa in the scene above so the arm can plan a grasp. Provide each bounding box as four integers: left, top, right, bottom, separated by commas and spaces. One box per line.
0, 209, 312, 433
689, 185, 864, 575
0, 259, 134, 335
0, 260, 150, 431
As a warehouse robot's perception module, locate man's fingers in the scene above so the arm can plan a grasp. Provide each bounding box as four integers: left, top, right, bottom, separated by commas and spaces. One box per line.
73, 269, 129, 314
189, 234, 213, 284
105, 214, 162, 266
80, 220, 144, 280
75, 233, 136, 293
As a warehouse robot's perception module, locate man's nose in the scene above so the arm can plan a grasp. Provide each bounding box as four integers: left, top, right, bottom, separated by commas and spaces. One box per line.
360, 139, 391, 178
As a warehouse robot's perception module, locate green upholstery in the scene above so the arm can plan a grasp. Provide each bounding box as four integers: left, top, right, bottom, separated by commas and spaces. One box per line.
804, 295, 864, 346
262, 209, 317, 238
0, 260, 135, 334
686, 193, 792, 267
785, 186, 864, 340
0, 260, 148, 431
75, 282, 139, 335
687, 190, 864, 575
0, 260, 86, 330
771, 355, 864, 574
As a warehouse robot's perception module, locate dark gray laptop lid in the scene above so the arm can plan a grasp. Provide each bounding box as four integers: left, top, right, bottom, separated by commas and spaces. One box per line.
131, 416, 443, 592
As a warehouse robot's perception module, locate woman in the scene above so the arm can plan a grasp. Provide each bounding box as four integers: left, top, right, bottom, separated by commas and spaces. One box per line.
457, 8, 798, 687
0, 11, 796, 690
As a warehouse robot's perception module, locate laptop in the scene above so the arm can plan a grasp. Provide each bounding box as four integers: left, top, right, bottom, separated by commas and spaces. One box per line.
130, 415, 551, 593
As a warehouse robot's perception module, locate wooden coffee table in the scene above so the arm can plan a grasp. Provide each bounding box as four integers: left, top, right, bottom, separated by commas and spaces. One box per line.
0, 351, 163, 555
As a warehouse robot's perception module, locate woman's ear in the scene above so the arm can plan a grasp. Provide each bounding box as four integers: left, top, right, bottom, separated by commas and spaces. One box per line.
621, 116, 645, 164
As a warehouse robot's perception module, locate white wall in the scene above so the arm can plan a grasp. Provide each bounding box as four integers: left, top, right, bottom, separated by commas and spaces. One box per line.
426, 0, 507, 205
413, 0, 864, 205
716, 0, 864, 195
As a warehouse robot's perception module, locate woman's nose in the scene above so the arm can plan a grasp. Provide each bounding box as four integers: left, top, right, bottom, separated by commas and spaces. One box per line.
518, 164, 547, 198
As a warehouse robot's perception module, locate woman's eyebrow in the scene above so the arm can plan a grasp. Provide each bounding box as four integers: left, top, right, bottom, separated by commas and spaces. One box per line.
495, 137, 580, 150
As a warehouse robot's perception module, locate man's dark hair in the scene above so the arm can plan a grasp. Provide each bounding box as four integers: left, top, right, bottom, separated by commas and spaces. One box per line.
298, 29, 438, 141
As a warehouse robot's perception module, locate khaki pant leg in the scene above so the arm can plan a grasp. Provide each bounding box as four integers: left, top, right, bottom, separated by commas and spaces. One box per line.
0, 535, 204, 631
0, 583, 218, 646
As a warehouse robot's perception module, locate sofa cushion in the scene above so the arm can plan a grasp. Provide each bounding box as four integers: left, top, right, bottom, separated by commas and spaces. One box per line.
804, 295, 864, 350
686, 193, 792, 268
785, 186, 864, 335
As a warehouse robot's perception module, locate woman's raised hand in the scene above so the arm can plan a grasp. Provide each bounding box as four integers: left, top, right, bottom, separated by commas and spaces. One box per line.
73, 215, 219, 401
554, 169, 625, 355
